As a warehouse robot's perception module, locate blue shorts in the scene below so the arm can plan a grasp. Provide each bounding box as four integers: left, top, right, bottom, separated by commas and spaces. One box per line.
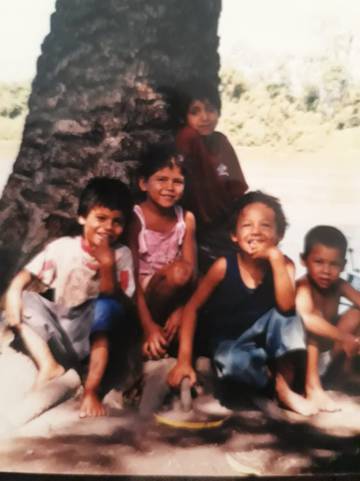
91, 296, 124, 334
213, 308, 306, 389
21, 291, 125, 363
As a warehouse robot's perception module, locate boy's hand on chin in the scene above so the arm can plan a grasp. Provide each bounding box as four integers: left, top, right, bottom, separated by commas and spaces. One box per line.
91, 238, 115, 266
249, 241, 281, 261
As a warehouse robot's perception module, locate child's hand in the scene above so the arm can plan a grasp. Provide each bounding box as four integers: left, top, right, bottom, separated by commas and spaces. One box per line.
164, 307, 183, 343
342, 334, 360, 358
167, 362, 196, 388
91, 238, 115, 267
143, 324, 168, 360
249, 242, 282, 261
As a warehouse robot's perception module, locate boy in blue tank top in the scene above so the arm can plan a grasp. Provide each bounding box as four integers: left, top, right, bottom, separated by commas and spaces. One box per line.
168, 191, 318, 416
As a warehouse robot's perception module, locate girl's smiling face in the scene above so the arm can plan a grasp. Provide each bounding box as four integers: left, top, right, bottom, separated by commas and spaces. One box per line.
139, 164, 185, 209
186, 99, 219, 136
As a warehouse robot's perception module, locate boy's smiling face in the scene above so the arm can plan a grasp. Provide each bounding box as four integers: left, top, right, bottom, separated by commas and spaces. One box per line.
186, 99, 219, 136
231, 202, 280, 255
79, 205, 125, 248
302, 243, 345, 290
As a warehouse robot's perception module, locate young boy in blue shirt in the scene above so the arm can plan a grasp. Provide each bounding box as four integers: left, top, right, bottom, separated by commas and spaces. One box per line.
168, 191, 317, 416
296, 225, 360, 412
5, 177, 135, 418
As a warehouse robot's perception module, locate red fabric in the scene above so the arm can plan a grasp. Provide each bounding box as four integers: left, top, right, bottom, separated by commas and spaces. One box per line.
176, 126, 248, 225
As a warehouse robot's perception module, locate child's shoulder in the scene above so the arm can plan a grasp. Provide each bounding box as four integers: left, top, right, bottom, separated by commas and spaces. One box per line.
45, 235, 81, 251
183, 209, 196, 226
296, 274, 311, 290
114, 243, 134, 266
283, 254, 295, 271
207, 256, 228, 281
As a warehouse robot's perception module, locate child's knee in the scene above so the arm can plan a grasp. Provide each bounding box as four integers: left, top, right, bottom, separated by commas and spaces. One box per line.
166, 260, 192, 287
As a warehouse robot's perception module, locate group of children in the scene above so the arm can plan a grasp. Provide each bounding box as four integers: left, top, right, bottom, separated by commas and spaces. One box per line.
3, 83, 360, 419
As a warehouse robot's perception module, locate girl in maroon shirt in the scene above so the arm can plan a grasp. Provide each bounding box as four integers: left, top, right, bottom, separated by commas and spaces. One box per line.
174, 82, 248, 271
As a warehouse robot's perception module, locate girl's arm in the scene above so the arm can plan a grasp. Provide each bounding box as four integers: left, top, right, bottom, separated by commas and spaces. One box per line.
181, 211, 197, 278
167, 257, 226, 387
163, 211, 197, 343
127, 214, 167, 359
5, 270, 33, 327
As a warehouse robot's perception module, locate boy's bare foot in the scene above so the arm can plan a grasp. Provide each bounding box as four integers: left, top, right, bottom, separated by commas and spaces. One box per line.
306, 387, 341, 412
275, 377, 318, 416
79, 391, 107, 418
34, 363, 66, 389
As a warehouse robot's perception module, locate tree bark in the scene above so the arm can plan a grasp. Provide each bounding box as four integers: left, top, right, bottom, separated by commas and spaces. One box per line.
0, 0, 221, 293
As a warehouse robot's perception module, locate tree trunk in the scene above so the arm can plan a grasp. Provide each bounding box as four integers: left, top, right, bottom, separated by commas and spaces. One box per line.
0, 0, 221, 293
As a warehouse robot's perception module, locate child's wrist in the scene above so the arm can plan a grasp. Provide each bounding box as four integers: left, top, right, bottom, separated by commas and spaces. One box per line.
268, 247, 283, 263
98, 258, 115, 269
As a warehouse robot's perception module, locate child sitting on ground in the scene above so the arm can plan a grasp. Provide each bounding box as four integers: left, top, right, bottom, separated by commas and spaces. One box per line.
174, 81, 248, 271
296, 225, 360, 411
168, 191, 317, 416
128, 143, 196, 360
5, 177, 135, 418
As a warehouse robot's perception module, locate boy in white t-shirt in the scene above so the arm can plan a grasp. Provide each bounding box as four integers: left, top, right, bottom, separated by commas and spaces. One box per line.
5, 177, 135, 418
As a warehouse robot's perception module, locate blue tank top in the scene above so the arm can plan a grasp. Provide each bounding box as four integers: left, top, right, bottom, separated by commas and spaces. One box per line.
199, 253, 276, 349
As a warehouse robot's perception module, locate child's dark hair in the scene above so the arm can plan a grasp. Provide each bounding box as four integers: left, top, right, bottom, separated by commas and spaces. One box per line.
229, 191, 288, 238
78, 177, 133, 220
138, 142, 186, 180
303, 225, 347, 259
170, 80, 221, 126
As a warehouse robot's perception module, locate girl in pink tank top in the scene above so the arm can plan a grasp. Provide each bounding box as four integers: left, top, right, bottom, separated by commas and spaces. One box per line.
128, 143, 197, 360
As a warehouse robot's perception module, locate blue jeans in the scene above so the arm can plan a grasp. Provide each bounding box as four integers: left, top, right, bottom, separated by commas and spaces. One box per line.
213, 308, 306, 389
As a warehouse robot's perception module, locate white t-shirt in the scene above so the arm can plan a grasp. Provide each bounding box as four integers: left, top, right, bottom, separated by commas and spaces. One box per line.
25, 236, 135, 308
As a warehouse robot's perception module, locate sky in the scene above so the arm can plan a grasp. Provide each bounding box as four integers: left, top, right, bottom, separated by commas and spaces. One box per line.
0, 0, 360, 82
0, 0, 56, 82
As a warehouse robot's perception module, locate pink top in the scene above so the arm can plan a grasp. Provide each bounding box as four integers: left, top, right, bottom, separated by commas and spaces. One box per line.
134, 204, 186, 285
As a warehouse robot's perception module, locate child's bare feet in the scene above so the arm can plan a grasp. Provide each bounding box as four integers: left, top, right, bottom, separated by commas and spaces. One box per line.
79, 390, 107, 418
35, 363, 65, 389
306, 387, 340, 412
275, 375, 318, 416
277, 387, 318, 416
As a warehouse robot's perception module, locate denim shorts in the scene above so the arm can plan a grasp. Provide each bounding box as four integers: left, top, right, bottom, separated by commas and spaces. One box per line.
213, 308, 306, 389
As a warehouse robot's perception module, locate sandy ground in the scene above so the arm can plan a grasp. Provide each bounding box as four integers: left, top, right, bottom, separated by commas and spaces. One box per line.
0, 131, 359, 476
0, 345, 360, 477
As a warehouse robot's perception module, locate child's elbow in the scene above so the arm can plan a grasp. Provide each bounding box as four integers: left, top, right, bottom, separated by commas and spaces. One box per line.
277, 300, 296, 315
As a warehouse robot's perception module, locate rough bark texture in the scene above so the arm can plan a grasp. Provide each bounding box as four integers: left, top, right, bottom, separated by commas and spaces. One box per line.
0, 0, 221, 293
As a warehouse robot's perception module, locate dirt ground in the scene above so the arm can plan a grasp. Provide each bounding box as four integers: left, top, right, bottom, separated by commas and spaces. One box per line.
0, 345, 360, 477
0, 132, 359, 477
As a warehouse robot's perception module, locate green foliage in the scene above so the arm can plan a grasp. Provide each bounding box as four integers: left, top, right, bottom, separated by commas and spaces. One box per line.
0, 81, 30, 140
303, 86, 319, 112
221, 68, 248, 100
219, 63, 360, 150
